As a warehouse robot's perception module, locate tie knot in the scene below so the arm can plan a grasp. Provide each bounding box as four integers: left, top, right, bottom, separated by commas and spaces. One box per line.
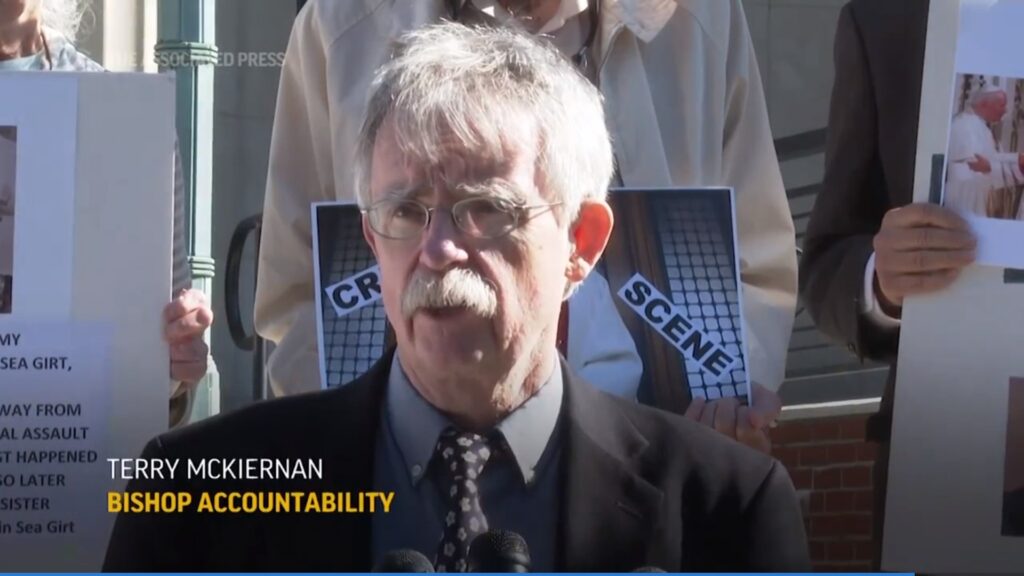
434, 428, 494, 480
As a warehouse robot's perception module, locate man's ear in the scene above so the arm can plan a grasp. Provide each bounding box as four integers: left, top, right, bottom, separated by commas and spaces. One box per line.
362, 214, 379, 258
565, 201, 613, 283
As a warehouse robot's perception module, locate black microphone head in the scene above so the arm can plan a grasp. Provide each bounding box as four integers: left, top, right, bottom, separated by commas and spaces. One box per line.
631, 567, 666, 572
372, 549, 434, 572
467, 529, 531, 573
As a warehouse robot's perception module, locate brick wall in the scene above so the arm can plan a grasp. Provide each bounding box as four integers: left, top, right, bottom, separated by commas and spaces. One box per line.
773, 413, 879, 572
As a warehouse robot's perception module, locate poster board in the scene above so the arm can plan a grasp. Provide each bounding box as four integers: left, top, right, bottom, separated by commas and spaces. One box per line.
0, 73, 175, 571
311, 188, 750, 413
885, 1, 1024, 571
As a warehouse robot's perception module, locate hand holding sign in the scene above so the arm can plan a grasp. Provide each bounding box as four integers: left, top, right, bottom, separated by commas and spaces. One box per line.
164, 288, 213, 389
873, 203, 976, 311
685, 382, 780, 454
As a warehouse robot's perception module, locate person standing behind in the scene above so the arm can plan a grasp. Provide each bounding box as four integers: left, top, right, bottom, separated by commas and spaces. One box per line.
103, 25, 810, 571
800, 0, 977, 567
255, 0, 797, 451
0, 0, 213, 426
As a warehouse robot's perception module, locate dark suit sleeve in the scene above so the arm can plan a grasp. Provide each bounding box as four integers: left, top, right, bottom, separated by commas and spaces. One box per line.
103, 438, 202, 572
799, 3, 900, 362
737, 461, 811, 571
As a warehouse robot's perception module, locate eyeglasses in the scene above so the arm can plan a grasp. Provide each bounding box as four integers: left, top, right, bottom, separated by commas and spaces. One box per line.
362, 196, 562, 240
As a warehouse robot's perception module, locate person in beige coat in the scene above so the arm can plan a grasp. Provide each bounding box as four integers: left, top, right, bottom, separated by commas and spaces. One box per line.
255, 0, 796, 451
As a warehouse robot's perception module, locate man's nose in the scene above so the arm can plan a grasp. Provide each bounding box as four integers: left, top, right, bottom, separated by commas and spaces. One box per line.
419, 210, 469, 271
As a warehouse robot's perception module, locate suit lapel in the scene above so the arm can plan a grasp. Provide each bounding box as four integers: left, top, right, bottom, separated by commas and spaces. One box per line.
264, 351, 393, 571
558, 365, 669, 571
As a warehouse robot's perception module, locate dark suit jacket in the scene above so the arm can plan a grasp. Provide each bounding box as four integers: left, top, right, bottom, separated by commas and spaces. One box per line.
800, 0, 929, 442
103, 350, 809, 572
1004, 487, 1024, 537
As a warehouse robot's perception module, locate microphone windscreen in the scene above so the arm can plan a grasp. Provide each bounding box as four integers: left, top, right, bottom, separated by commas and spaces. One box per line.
468, 529, 531, 572
372, 549, 435, 572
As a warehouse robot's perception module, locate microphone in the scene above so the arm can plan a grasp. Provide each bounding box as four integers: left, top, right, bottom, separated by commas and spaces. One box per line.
467, 529, 531, 573
631, 567, 666, 572
372, 549, 435, 572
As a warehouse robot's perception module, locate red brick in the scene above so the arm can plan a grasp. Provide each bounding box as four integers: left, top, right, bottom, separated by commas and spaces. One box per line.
839, 416, 868, 440
772, 446, 800, 468
844, 514, 872, 536
855, 540, 876, 561
810, 515, 844, 537
811, 514, 872, 538
825, 490, 855, 513
801, 445, 831, 466
814, 468, 842, 490
826, 443, 859, 464
854, 490, 875, 512
810, 491, 825, 514
842, 465, 872, 489
772, 421, 815, 445
809, 540, 826, 562
789, 468, 812, 490
856, 442, 879, 461
812, 420, 842, 442
826, 541, 854, 562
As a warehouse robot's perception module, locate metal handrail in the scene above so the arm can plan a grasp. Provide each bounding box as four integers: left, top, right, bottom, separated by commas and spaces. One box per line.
223, 213, 265, 400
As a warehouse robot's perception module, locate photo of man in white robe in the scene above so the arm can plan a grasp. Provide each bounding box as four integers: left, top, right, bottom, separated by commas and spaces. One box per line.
0, 127, 15, 314
945, 84, 1024, 218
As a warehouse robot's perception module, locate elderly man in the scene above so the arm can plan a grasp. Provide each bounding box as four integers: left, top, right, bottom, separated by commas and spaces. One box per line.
800, 0, 980, 568
946, 87, 1024, 217
103, 23, 808, 573
256, 0, 797, 452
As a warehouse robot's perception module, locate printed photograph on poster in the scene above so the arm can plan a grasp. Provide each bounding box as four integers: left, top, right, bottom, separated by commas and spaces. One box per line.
311, 188, 750, 413
943, 74, 1024, 221
1004, 377, 1024, 537
0, 126, 16, 314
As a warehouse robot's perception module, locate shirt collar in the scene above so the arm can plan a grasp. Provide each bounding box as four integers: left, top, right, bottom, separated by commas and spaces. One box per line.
471, 0, 589, 34
0, 51, 45, 71
467, 0, 678, 42
385, 352, 563, 486
602, 0, 678, 43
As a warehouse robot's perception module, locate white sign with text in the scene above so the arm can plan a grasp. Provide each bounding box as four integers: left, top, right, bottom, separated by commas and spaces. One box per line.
0, 322, 112, 571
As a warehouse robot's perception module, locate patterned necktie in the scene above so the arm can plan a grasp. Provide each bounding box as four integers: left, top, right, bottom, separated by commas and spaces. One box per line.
432, 427, 494, 572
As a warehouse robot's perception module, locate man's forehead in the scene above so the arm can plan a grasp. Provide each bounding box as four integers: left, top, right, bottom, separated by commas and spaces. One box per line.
374, 110, 538, 161
371, 121, 538, 194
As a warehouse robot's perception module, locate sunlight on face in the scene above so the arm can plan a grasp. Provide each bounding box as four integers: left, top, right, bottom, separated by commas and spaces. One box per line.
363, 115, 572, 386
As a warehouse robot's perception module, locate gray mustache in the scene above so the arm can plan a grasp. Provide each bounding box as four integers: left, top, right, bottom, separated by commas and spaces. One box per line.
401, 268, 498, 318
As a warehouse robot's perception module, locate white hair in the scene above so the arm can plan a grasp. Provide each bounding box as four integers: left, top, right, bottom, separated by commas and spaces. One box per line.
39, 0, 90, 43
353, 23, 614, 225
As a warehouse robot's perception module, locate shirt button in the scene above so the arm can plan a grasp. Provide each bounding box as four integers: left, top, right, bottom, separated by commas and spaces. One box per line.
411, 464, 423, 478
